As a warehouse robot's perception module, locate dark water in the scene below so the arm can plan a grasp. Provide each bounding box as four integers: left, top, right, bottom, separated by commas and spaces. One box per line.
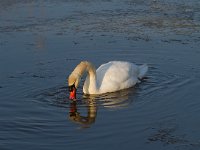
0, 0, 200, 150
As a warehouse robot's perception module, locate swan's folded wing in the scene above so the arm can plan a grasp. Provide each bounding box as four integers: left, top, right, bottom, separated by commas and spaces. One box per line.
96, 61, 138, 93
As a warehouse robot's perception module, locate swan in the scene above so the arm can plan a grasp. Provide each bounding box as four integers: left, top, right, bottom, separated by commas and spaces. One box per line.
68, 61, 148, 99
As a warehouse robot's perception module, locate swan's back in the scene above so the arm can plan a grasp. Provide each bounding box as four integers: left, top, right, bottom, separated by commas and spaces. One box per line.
83, 61, 148, 94
96, 61, 140, 93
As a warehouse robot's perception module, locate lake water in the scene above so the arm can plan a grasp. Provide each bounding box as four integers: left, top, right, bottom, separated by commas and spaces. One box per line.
0, 0, 200, 150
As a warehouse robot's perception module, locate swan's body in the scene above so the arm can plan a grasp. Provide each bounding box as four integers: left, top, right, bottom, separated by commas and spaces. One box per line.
68, 61, 148, 98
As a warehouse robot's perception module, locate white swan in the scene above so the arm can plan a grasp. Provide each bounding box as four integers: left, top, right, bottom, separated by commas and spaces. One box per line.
68, 61, 148, 99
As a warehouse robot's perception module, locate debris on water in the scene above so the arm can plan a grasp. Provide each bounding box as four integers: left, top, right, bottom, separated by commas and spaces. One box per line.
148, 128, 188, 145
148, 127, 200, 149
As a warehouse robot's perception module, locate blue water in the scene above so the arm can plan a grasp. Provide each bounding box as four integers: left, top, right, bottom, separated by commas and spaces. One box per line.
0, 0, 200, 150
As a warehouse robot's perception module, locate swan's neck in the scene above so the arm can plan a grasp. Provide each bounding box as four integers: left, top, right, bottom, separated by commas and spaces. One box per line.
69, 61, 98, 93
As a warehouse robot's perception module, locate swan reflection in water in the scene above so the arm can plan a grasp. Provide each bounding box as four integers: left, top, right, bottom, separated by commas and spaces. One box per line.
69, 99, 97, 126
68, 87, 136, 127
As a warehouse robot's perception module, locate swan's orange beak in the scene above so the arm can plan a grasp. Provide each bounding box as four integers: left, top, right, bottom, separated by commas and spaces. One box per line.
69, 89, 76, 100
69, 84, 76, 100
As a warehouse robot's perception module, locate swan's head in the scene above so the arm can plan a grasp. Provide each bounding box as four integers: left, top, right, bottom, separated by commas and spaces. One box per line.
68, 73, 81, 100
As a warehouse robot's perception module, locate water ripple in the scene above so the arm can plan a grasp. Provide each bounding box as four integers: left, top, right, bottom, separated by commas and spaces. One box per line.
140, 66, 194, 98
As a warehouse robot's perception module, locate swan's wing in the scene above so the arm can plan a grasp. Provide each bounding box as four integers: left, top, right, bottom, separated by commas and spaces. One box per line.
96, 61, 139, 92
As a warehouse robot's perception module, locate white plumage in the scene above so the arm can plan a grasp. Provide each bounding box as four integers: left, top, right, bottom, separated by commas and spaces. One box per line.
68, 61, 148, 95
83, 61, 147, 94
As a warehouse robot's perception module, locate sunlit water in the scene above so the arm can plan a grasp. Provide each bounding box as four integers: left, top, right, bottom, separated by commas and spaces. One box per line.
0, 0, 200, 150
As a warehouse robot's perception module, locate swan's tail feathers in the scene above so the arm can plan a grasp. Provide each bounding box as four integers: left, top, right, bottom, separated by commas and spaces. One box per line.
138, 64, 148, 79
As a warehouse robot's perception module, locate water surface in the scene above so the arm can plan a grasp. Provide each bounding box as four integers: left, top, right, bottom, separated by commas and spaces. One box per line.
0, 0, 200, 150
